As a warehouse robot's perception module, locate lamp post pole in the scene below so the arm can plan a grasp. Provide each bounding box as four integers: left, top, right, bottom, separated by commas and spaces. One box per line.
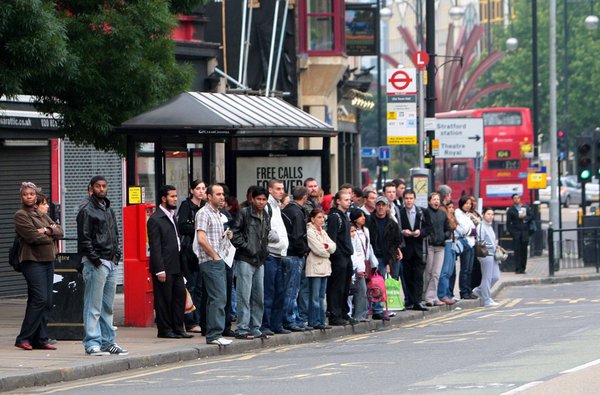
532, 0, 540, 161
425, 0, 436, 186
376, 0, 383, 191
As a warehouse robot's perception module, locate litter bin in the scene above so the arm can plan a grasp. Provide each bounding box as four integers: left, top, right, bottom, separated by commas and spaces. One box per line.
496, 222, 516, 273
47, 252, 85, 340
530, 201, 544, 256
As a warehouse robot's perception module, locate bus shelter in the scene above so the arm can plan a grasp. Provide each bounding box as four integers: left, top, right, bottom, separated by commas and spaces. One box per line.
118, 92, 335, 203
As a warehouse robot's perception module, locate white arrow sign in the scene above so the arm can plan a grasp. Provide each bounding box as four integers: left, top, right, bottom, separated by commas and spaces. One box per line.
435, 118, 484, 158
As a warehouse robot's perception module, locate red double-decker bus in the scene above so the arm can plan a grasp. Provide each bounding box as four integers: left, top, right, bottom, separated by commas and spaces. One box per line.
435, 107, 534, 209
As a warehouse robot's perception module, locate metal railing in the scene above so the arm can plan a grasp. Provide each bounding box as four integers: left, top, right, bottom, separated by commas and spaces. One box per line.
547, 226, 600, 276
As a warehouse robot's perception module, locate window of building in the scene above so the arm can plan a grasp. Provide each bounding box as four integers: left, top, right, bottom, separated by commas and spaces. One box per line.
298, 0, 345, 55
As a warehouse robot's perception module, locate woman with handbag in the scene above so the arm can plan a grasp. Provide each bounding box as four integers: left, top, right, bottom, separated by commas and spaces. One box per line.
176, 179, 206, 334
306, 208, 336, 329
472, 208, 500, 307
15, 186, 64, 350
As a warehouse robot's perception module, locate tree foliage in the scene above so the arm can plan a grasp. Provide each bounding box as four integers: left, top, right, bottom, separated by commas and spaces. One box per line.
0, 0, 206, 153
487, 0, 600, 146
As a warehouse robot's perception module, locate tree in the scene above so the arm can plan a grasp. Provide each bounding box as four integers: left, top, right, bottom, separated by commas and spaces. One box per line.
488, 0, 600, 146
1, 0, 206, 154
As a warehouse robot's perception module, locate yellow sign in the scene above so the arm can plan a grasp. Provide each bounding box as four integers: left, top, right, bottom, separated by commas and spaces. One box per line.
527, 173, 547, 189
520, 142, 532, 154
387, 112, 397, 120
388, 136, 417, 145
128, 186, 143, 204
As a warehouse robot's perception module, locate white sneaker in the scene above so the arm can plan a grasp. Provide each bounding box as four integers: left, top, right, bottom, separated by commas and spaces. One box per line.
209, 337, 232, 346
484, 300, 499, 307
86, 346, 110, 356
472, 287, 481, 298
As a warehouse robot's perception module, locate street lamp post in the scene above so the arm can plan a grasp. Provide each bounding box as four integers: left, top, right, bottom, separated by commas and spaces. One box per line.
376, 2, 392, 191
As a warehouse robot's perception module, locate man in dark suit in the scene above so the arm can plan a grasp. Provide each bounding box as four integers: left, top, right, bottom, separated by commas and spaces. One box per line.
506, 193, 533, 274
399, 190, 428, 311
147, 185, 192, 339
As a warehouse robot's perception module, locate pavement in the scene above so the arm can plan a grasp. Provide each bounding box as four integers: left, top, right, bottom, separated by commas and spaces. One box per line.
1, 256, 599, 393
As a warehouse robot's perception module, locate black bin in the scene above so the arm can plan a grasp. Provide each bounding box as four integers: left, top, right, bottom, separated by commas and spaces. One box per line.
496, 223, 516, 273
47, 253, 85, 340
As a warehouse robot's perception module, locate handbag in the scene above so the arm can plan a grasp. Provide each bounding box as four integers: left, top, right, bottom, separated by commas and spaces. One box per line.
494, 245, 509, 262
474, 225, 489, 258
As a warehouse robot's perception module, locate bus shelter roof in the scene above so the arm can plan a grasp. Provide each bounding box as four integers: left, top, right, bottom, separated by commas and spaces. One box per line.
118, 92, 335, 138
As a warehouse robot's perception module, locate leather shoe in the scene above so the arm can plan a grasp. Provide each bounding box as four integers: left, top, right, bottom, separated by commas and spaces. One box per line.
174, 331, 194, 339
222, 328, 236, 337
412, 303, 429, 311
274, 328, 291, 334
157, 331, 179, 339
287, 325, 305, 332
35, 343, 58, 350
15, 342, 33, 350
260, 328, 275, 336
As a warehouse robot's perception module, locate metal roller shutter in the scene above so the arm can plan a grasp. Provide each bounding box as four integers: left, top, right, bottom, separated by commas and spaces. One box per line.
0, 145, 51, 297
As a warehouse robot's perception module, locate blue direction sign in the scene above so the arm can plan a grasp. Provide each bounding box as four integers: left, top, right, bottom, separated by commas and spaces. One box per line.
379, 146, 391, 161
361, 147, 378, 158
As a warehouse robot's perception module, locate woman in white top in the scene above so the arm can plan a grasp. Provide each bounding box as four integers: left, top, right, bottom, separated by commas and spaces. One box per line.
349, 210, 378, 321
473, 208, 500, 307
454, 195, 477, 299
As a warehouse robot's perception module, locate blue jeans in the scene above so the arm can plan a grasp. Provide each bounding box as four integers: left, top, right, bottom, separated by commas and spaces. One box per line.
198, 260, 227, 342
82, 261, 116, 350
262, 255, 285, 331
16, 261, 54, 346
235, 260, 264, 335
459, 245, 475, 297
438, 241, 456, 299
282, 256, 304, 327
307, 277, 327, 327
297, 271, 310, 326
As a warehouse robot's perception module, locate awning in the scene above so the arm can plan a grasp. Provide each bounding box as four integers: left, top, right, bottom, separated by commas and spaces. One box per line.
118, 92, 335, 137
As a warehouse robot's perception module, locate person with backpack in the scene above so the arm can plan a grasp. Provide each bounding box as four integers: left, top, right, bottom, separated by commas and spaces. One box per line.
306, 208, 336, 329
14, 185, 63, 351
325, 191, 355, 325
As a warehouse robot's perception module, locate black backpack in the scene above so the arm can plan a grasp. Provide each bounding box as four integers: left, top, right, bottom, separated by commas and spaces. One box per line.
8, 236, 22, 272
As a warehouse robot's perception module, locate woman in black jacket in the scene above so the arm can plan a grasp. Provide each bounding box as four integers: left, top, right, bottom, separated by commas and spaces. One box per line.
176, 179, 205, 333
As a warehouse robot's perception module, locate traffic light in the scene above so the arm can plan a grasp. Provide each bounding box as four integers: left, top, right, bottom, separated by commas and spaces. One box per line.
576, 135, 593, 183
557, 130, 568, 160
596, 131, 600, 177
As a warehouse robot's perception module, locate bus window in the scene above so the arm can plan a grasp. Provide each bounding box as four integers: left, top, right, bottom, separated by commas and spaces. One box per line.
482, 112, 522, 126
448, 162, 469, 182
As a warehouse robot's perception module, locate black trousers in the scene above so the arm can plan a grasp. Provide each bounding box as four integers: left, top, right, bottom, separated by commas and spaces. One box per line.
402, 253, 425, 306
513, 230, 530, 273
16, 261, 53, 346
326, 254, 352, 321
152, 273, 186, 334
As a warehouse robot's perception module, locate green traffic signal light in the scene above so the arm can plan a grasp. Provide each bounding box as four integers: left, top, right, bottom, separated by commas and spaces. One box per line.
581, 169, 592, 180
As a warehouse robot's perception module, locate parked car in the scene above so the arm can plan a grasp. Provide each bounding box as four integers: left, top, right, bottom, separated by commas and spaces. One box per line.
540, 176, 599, 207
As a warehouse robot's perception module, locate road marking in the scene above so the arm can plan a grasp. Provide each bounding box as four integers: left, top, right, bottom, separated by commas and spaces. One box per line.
560, 358, 600, 374
505, 298, 522, 308
500, 381, 544, 394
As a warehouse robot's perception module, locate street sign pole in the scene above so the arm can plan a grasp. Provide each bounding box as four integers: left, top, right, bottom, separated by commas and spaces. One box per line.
418, 69, 425, 168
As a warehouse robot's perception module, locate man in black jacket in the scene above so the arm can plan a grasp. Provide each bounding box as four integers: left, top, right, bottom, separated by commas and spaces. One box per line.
147, 185, 192, 339
230, 187, 273, 339
77, 176, 127, 356
506, 193, 533, 274
326, 191, 355, 325
282, 186, 309, 331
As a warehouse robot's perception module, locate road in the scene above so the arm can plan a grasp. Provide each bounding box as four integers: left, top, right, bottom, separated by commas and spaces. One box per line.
17, 281, 600, 395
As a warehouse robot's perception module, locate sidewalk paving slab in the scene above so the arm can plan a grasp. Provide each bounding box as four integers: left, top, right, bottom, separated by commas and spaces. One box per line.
1, 256, 599, 392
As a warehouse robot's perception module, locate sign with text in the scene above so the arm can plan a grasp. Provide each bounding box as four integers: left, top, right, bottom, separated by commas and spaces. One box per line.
435, 118, 484, 158
386, 95, 417, 145
236, 156, 321, 195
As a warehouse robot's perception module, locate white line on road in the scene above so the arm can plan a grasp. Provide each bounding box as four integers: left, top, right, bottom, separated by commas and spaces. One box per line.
500, 381, 544, 394
560, 358, 600, 374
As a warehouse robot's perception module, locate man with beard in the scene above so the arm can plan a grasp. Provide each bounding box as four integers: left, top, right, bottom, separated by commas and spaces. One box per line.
147, 185, 192, 339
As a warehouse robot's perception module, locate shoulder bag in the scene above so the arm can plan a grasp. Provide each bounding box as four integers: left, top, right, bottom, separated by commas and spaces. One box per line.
474, 225, 489, 258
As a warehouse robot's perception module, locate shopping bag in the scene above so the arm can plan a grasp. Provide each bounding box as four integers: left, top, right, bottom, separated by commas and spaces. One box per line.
184, 289, 196, 314
385, 275, 405, 311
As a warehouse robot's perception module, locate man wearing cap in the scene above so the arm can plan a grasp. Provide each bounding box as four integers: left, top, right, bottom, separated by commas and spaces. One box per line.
77, 176, 127, 356
367, 195, 403, 319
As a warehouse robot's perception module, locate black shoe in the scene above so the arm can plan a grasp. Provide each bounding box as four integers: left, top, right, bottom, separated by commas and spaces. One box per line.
222, 328, 236, 337
303, 326, 314, 331
157, 331, 179, 339
314, 324, 332, 330
412, 303, 429, 311
274, 328, 291, 334
260, 328, 275, 336
173, 331, 194, 339
347, 317, 360, 325
287, 325, 305, 332
371, 313, 385, 320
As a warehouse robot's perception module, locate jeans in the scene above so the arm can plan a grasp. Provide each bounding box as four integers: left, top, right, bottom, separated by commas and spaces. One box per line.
230, 260, 237, 318
282, 256, 304, 327
235, 260, 264, 335
352, 276, 368, 320
262, 255, 286, 331
198, 260, 227, 342
82, 261, 117, 350
297, 271, 310, 326
438, 241, 456, 299
307, 277, 327, 327
459, 245, 475, 297
16, 261, 54, 346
